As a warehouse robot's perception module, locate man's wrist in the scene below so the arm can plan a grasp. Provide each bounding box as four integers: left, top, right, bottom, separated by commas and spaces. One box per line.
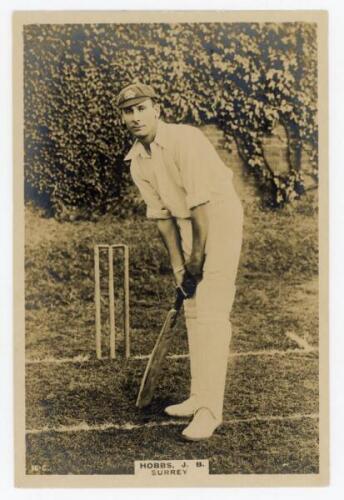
188, 253, 204, 268
186, 254, 204, 278
172, 264, 185, 274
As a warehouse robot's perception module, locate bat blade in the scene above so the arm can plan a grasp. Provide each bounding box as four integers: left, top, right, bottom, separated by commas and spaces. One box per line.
136, 307, 180, 409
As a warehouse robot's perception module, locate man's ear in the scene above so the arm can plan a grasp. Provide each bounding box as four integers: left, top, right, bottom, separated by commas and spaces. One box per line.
153, 102, 161, 119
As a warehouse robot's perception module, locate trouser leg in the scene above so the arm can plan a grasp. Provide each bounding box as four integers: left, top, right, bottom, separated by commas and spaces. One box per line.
188, 277, 236, 421
183, 298, 201, 399
178, 197, 243, 421
175, 219, 200, 399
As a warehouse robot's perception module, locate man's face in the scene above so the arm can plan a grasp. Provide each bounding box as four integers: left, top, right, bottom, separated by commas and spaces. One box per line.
121, 99, 160, 141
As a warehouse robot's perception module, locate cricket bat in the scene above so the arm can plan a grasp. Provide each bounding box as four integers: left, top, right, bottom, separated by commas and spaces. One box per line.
136, 287, 185, 409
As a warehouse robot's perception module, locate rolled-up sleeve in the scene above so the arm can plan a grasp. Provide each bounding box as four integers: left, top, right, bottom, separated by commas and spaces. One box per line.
176, 127, 212, 210
130, 160, 172, 220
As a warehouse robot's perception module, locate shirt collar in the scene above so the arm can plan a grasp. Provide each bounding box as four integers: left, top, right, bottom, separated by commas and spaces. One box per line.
154, 119, 168, 148
124, 120, 168, 161
124, 140, 149, 160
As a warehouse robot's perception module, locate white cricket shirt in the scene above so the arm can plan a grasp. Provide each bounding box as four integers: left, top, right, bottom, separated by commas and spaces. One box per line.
125, 120, 234, 219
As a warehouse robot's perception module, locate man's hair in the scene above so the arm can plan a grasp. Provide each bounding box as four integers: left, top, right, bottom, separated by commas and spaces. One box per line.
145, 97, 158, 107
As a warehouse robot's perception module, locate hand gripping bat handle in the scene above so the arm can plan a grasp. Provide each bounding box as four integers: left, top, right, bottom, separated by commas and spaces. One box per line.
174, 286, 186, 310
174, 269, 197, 310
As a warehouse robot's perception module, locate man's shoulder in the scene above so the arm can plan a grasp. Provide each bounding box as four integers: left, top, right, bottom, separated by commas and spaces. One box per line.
162, 121, 204, 142
163, 121, 200, 133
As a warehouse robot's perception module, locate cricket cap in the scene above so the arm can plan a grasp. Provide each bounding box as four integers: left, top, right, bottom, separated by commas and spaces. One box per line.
117, 82, 157, 109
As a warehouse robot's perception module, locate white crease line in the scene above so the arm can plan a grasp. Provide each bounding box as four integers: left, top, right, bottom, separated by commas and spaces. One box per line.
132, 347, 318, 361
26, 355, 91, 365
26, 347, 318, 366
26, 413, 319, 435
285, 332, 314, 351
132, 353, 188, 360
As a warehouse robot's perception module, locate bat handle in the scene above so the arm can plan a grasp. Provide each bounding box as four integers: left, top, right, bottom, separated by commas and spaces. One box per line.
174, 286, 186, 312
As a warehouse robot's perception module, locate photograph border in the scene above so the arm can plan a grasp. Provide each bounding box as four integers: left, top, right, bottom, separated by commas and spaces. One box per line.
13, 9, 329, 488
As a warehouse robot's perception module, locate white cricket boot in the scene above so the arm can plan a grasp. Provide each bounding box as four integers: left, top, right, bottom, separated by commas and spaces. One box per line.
164, 396, 197, 417
182, 407, 222, 441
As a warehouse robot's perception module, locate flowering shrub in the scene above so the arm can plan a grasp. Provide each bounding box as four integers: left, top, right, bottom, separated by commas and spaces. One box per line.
24, 22, 317, 217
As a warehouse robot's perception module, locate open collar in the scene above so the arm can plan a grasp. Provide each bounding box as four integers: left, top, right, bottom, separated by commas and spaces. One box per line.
124, 120, 168, 161
124, 141, 149, 160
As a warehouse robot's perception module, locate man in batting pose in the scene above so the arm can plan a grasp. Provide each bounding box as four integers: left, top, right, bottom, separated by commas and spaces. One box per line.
118, 82, 243, 441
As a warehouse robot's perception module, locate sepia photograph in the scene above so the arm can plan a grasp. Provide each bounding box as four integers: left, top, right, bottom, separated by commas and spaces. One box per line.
13, 10, 328, 487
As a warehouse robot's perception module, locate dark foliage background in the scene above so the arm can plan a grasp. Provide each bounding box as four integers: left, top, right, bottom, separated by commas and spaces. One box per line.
24, 22, 317, 218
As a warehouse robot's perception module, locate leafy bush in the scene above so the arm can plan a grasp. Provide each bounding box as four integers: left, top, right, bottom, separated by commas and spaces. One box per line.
24, 22, 317, 217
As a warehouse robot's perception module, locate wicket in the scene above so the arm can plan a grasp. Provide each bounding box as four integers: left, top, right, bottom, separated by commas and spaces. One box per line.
94, 244, 130, 359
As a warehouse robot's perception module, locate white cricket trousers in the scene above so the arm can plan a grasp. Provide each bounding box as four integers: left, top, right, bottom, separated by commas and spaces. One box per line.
177, 185, 243, 421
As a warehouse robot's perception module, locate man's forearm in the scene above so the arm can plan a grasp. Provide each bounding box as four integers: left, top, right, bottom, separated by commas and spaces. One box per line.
156, 203, 209, 281
156, 218, 184, 272
187, 202, 209, 276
